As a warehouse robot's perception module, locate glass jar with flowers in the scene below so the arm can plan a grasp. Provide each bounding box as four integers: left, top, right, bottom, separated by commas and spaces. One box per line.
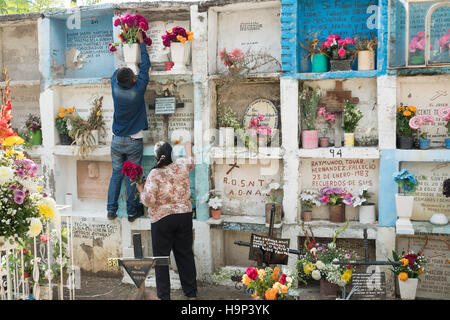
109, 14, 153, 75
299, 189, 321, 222
353, 35, 377, 70
299, 85, 321, 149
320, 35, 355, 71
162, 26, 194, 72
55, 107, 75, 145
342, 101, 363, 147
393, 169, 420, 234
319, 187, 353, 223
25, 114, 42, 146
297, 221, 358, 299
396, 104, 418, 149
409, 31, 427, 65
247, 114, 272, 148
390, 249, 427, 300
437, 106, 450, 148
317, 105, 335, 147
241, 266, 294, 300
299, 33, 329, 72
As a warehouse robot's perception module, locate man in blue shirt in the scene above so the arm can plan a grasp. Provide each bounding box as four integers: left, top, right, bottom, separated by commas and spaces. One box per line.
107, 31, 150, 222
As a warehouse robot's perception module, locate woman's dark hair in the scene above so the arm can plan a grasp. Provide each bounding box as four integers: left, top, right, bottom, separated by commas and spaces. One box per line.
151, 141, 173, 171
116, 67, 134, 88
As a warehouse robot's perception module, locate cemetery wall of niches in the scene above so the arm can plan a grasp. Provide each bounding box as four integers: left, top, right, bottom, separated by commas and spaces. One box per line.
0, 23, 40, 82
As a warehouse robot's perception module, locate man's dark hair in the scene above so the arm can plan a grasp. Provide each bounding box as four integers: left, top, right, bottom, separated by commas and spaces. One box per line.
116, 67, 135, 88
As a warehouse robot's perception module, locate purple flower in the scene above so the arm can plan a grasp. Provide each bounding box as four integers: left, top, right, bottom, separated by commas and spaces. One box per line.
318, 247, 323, 251
9, 185, 18, 191
14, 190, 26, 205
345, 253, 352, 259
343, 195, 353, 206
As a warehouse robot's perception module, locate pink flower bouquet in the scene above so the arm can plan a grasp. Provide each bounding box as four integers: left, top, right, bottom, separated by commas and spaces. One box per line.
438, 30, 450, 51
248, 114, 272, 137
320, 35, 355, 60
319, 187, 353, 206
109, 14, 152, 52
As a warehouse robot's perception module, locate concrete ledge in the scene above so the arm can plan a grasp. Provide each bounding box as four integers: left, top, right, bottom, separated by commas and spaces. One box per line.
412, 221, 450, 235
283, 221, 380, 239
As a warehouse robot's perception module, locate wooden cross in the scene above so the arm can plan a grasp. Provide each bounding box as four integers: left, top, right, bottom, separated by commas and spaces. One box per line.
226, 162, 240, 175
319, 81, 359, 147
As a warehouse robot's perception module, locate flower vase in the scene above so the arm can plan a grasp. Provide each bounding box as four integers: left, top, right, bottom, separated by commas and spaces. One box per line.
302, 130, 318, 149
122, 43, 141, 75
170, 42, 190, 72
91, 130, 99, 146
320, 279, 338, 299
345, 205, 359, 221
319, 137, 329, 148
344, 133, 355, 147
29, 129, 42, 145
357, 50, 375, 70
359, 204, 376, 224
311, 54, 329, 72
419, 138, 430, 149
210, 208, 221, 220
330, 59, 352, 71
265, 203, 282, 227
303, 211, 312, 222
59, 134, 73, 146
398, 278, 418, 300
398, 136, 414, 149
329, 204, 345, 223
445, 138, 450, 149
219, 127, 235, 149
395, 194, 414, 234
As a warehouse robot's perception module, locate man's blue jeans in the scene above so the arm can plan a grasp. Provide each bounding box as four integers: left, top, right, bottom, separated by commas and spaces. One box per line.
107, 135, 143, 216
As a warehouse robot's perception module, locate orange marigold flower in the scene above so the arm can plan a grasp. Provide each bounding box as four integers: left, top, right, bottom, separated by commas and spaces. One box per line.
241, 274, 251, 286
188, 35, 194, 41
58, 112, 65, 118
273, 267, 280, 275
403, 111, 412, 117
264, 288, 277, 300
400, 258, 409, 267
280, 285, 288, 294
397, 106, 405, 112
58, 107, 66, 112
67, 108, 74, 113
418, 268, 424, 274
407, 106, 417, 113
398, 272, 408, 281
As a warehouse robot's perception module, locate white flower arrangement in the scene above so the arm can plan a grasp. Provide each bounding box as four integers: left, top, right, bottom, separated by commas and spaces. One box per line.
352, 185, 372, 207
208, 196, 223, 210
300, 189, 321, 211
263, 181, 282, 203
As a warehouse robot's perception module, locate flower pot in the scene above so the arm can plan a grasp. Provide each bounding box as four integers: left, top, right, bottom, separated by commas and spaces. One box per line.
301, 130, 318, 149
59, 134, 73, 145
344, 132, 354, 147
320, 278, 338, 299
311, 54, 329, 72
409, 55, 425, 65
345, 205, 359, 221
319, 137, 329, 148
357, 50, 375, 70
303, 211, 312, 222
359, 204, 376, 224
395, 194, 414, 234
329, 204, 345, 223
29, 129, 42, 145
123, 43, 141, 75
265, 203, 282, 227
419, 138, 430, 149
210, 208, 221, 220
170, 42, 191, 72
398, 278, 418, 300
398, 136, 414, 149
330, 59, 352, 72
219, 127, 235, 148
445, 138, 450, 149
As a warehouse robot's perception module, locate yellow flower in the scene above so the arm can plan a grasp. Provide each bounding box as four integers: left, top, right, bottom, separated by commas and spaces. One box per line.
241, 274, 251, 286
28, 218, 43, 238
2, 135, 24, 147
280, 284, 288, 294
398, 272, 408, 281
303, 262, 315, 275
418, 268, 424, 274
58, 107, 66, 112
407, 106, 416, 113
403, 111, 412, 117
39, 204, 54, 220
96, 110, 101, 117
341, 269, 352, 283
257, 269, 266, 278
400, 258, 409, 267
0, 166, 14, 186
37, 186, 43, 191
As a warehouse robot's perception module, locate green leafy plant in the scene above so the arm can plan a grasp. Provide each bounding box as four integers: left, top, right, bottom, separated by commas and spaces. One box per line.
396, 105, 417, 137
342, 101, 363, 133
217, 107, 240, 128
299, 85, 321, 131
353, 35, 377, 52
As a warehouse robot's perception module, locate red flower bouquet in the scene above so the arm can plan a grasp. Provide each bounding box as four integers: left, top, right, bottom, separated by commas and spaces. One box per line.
109, 14, 152, 52
162, 26, 194, 47
122, 161, 144, 185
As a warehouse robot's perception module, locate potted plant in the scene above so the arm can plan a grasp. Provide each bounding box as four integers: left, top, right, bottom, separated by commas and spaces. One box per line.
55, 107, 75, 145
300, 189, 321, 222
396, 105, 418, 149
342, 101, 363, 147
354, 36, 377, 70
162, 26, 194, 72
25, 114, 42, 146
109, 14, 152, 75
393, 169, 420, 234
408, 114, 434, 150
297, 221, 358, 299
299, 34, 329, 72
263, 182, 282, 227
217, 106, 240, 148
352, 186, 376, 224
241, 266, 294, 300
300, 85, 321, 149
317, 105, 336, 147
390, 249, 427, 300
409, 32, 428, 65
247, 114, 272, 148
319, 187, 353, 223
321, 35, 355, 71
437, 106, 450, 148
207, 194, 222, 220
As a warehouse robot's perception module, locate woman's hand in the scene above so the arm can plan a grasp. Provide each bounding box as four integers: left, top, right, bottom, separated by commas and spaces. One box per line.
136, 183, 144, 193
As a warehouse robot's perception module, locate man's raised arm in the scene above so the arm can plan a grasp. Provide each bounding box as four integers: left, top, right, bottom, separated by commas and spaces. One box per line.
135, 31, 151, 91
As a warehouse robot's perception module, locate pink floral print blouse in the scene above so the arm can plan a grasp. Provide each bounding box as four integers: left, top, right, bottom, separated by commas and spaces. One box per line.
140, 157, 195, 223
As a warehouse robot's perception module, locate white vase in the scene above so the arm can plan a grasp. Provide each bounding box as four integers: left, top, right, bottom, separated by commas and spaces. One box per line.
344, 132, 355, 147
170, 42, 190, 72
358, 50, 375, 70
398, 278, 418, 300
122, 43, 141, 75
395, 194, 414, 234
219, 127, 235, 149
359, 204, 376, 224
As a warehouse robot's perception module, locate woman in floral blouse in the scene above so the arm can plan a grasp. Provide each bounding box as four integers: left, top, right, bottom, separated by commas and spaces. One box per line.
136, 141, 196, 300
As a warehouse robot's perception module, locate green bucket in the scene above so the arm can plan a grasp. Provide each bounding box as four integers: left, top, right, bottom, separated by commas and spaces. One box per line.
29, 129, 42, 145
312, 54, 329, 72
